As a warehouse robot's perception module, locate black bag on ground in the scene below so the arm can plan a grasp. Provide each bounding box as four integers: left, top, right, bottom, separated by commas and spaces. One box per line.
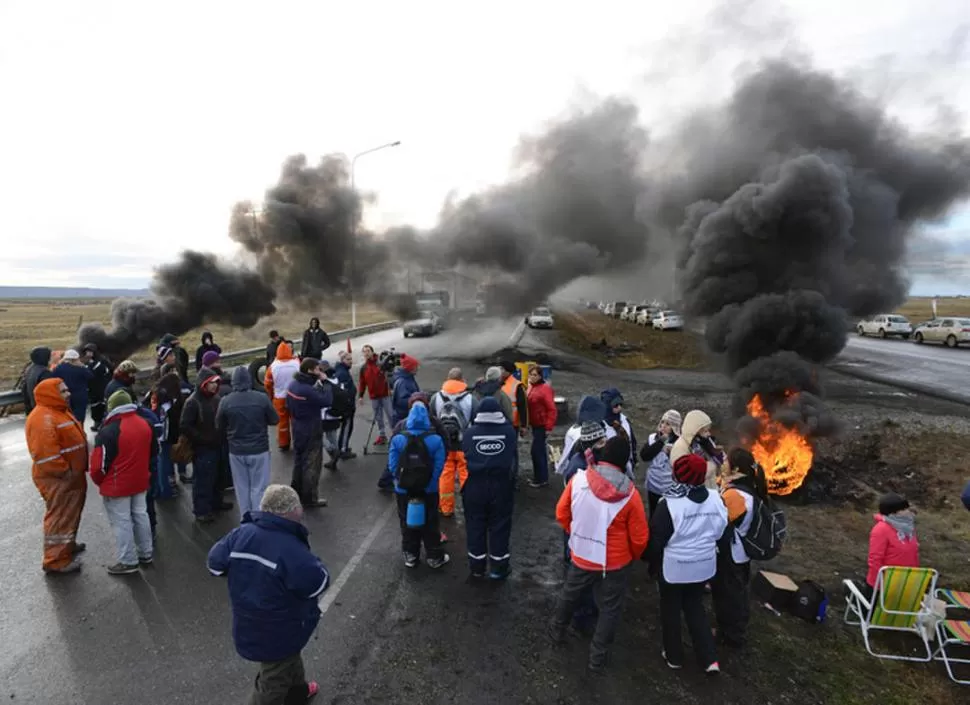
792, 580, 828, 624
397, 431, 433, 494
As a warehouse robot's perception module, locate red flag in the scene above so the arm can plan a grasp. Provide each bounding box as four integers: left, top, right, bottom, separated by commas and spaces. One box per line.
346, 336, 352, 353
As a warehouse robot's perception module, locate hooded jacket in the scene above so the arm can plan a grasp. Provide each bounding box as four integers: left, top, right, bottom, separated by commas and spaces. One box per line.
216, 367, 279, 456
472, 379, 514, 423
388, 403, 447, 496
462, 398, 516, 475
358, 357, 390, 399
556, 395, 611, 474
151, 370, 189, 443
194, 331, 223, 372
86, 353, 113, 398
390, 392, 449, 439
160, 334, 190, 383
286, 371, 330, 442
207, 511, 330, 663
180, 368, 223, 450
601, 388, 637, 473
866, 513, 920, 587
53, 360, 93, 419
391, 367, 421, 424
527, 378, 557, 431
556, 462, 648, 572
670, 410, 722, 487
89, 403, 155, 497
265, 343, 300, 400
105, 369, 136, 402
25, 378, 89, 480
334, 361, 358, 400
301, 320, 331, 360
23, 346, 54, 413
431, 379, 476, 450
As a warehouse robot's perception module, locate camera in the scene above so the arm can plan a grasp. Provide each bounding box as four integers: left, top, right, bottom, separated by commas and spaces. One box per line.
378, 348, 401, 375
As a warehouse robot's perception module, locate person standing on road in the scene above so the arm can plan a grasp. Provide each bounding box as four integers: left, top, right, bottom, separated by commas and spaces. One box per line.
642, 410, 682, 516
461, 397, 515, 579
334, 350, 358, 460
265, 330, 283, 367
500, 360, 529, 480
549, 436, 648, 674
378, 392, 448, 492
265, 342, 300, 452
195, 331, 222, 372
301, 317, 331, 361
387, 401, 449, 569
358, 345, 392, 446
23, 346, 54, 415
106, 359, 139, 400
90, 390, 156, 575
601, 388, 636, 479
83, 343, 113, 431
180, 368, 231, 523
390, 354, 421, 426
208, 484, 329, 705
430, 367, 476, 517
217, 366, 280, 519
286, 358, 331, 508
53, 349, 94, 424
526, 365, 557, 488
648, 453, 728, 674
159, 333, 190, 383
25, 377, 89, 574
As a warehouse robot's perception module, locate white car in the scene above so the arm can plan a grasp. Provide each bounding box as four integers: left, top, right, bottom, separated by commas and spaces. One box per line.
913, 317, 970, 347
526, 307, 554, 329
652, 310, 684, 331
857, 314, 912, 339
403, 311, 442, 337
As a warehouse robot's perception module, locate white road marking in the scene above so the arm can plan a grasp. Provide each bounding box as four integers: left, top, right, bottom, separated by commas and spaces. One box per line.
319, 501, 397, 615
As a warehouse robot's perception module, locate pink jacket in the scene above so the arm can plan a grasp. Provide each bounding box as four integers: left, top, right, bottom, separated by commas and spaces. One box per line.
866, 514, 920, 587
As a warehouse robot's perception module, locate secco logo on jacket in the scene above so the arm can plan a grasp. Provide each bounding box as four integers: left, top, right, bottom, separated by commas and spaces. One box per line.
475, 438, 505, 456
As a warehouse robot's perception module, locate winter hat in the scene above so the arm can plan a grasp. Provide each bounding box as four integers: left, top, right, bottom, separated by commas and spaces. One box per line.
499, 360, 516, 374
156, 346, 173, 364
400, 354, 419, 374
477, 397, 501, 415
62, 349, 80, 362
202, 350, 221, 368
879, 492, 910, 517
117, 359, 139, 374
579, 421, 607, 444
600, 388, 624, 408
673, 453, 708, 486
160, 333, 178, 346
107, 389, 133, 413
600, 436, 630, 469
660, 409, 682, 435
576, 395, 607, 423
408, 391, 430, 408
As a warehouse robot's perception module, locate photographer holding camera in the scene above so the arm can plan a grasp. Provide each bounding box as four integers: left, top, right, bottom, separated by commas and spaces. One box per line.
357, 345, 393, 446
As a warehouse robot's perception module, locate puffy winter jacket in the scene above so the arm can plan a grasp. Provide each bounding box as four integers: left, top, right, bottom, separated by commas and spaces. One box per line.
86, 355, 113, 399
391, 368, 421, 425
527, 379, 557, 431
643, 431, 678, 496
216, 367, 279, 456
301, 323, 331, 360
462, 400, 516, 476
358, 358, 389, 399
179, 369, 223, 450
207, 511, 330, 663
53, 362, 93, 420
25, 378, 89, 479
105, 372, 135, 402
867, 514, 920, 587
388, 403, 446, 496
23, 346, 54, 413
89, 404, 155, 497
670, 409, 722, 488
472, 379, 513, 423
286, 371, 331, 442
556, 462, 649, 571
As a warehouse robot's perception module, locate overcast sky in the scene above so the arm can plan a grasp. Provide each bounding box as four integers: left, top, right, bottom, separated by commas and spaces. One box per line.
1, 0, 968, 293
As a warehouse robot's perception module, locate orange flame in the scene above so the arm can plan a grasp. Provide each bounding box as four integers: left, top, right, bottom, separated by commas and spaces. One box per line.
746, 393, 814, 496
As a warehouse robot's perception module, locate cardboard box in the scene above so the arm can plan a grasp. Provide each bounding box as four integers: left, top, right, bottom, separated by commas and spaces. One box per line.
753, 570, 799, 610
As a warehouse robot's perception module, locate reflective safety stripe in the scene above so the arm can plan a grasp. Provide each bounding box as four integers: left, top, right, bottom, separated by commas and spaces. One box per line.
56, 421, 75, 429
34, 454, 62, 465
61, 443, 86, 453
489, 553, 510, 561
208, 568, 226, 576
229, 551, 278, 570
467, 552, 487, 560
308, 570, 330, 598
44, 534, 75, 545
440, 492, 454, 498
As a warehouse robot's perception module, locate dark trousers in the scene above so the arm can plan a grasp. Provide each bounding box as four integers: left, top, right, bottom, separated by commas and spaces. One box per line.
337, 413, 355, 453
249, 651, 310, 705
560, 534, 599, 630
191, 447, 221, 517
292, 433, 323, 504
711, 553, 752, 646
90, 397, 106, 428
155, 442, 177, 499
659, 578, 717, 668
145, 457, 157, 534
462, 472, 514, 575
395, 493, 444, 560
531, 426, 549, 484
553, 563, 631, 667
647, 491, 662, 517
218, 441, 232, 491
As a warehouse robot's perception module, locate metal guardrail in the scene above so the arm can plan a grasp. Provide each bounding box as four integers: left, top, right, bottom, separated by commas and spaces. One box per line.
0, 320, 399, 411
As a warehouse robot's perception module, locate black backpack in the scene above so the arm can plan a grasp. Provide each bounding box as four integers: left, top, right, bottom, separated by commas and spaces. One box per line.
736, 489, 787, 561
329, 380, 355, 418
397, 431, 433, 495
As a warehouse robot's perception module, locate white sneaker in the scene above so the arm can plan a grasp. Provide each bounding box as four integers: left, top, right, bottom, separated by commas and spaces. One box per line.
662, 650, 683, 670
427, 554, 450, 569
705, 662, 721, 675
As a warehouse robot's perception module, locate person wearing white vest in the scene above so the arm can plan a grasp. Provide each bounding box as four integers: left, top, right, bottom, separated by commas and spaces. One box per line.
640, 409, 682, 516
712, 448, 767, 648
647, 453, 729, 674
555, 395, 614, 476
549, 436, 648, 674
600, 388, 637, 479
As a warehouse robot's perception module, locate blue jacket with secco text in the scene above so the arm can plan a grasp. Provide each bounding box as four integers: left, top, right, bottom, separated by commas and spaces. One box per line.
207, 511, 330, 662
391, 368, 420, 425
462, 398, 517, 477
388, 403, 446, 495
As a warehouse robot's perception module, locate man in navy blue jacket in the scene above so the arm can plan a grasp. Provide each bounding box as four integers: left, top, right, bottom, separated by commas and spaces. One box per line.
208, 484, 329, 704
462, 397, 517, 579
285, 359, 331, 509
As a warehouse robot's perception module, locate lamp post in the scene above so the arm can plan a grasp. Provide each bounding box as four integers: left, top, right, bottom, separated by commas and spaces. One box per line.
349, 140, 401, 329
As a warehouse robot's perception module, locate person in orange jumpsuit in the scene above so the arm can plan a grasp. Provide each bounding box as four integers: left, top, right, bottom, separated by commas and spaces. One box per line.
264, 342, 300, 451
25, 377, 90, 574
430, 368, 476, 516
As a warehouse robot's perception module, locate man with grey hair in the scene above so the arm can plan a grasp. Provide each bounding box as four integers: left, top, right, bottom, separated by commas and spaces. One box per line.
472, 366, 513, 423
208, 484, 329, 703
430, 367, 476, 517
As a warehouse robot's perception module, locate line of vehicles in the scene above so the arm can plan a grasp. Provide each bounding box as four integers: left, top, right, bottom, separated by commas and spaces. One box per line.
596, 300, 684, 331
857, 313, 970, 348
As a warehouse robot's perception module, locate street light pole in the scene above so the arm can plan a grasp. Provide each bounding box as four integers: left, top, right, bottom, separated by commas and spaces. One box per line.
349, 140, 401, 329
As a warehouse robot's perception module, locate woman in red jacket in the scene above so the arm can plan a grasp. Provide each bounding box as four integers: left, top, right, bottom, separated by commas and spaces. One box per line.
865, 492, 920, 596
526, 365, 557, 488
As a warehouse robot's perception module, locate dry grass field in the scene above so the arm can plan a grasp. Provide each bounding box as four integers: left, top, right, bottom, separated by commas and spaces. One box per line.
895, 296, 970, 322
0, 299, 390, 388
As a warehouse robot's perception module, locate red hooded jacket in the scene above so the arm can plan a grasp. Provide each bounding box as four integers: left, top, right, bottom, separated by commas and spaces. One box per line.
358, 358, 390, 399
866, 513, 920, 587
90, 404, 156, 497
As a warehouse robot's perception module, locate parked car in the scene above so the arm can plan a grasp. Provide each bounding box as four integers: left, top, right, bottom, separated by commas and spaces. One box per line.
611, 301, 628, 319
652, 310, 684, 331
857, 314, 912, 339
526, 307, 554, 329
913, 317, 970, 347
636, 307, 660, 326
403, 310, 443, 338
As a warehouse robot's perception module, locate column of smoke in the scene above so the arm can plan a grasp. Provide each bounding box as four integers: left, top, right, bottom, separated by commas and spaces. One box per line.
670, 60, 970, 441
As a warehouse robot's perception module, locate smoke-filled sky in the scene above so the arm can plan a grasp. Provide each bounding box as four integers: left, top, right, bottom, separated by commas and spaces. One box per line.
2, 0, 969, 295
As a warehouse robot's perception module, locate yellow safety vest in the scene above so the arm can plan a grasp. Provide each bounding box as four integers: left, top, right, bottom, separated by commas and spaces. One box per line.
502, 376, 522, 427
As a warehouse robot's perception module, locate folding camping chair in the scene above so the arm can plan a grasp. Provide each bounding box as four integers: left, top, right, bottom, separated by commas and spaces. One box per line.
843, 566, 938, 662
933, 588, 970, 685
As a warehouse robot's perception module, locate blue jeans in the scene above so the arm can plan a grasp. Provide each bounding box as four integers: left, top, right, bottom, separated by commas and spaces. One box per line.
103, 492, 153, 565
156, 442, 177, 500
531, 426, 549, 484
191, 448, 221, 517
229, 452, 271, 519
370, 397, 393, 436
